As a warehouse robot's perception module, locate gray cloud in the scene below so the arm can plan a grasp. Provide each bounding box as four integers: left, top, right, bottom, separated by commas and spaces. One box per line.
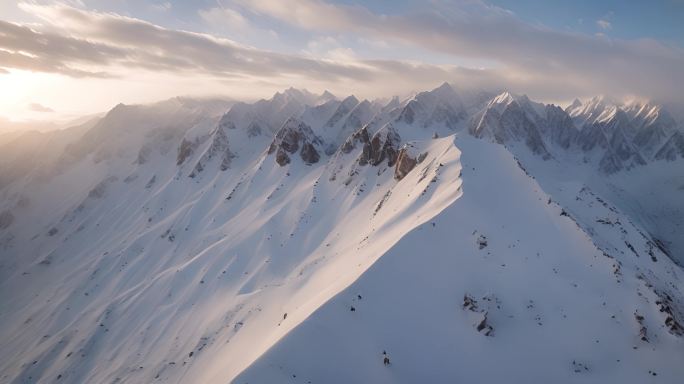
7, 4, 371, 82
3, 2, 684, 104
0, 20, 119, 77
236, 0, 684, 103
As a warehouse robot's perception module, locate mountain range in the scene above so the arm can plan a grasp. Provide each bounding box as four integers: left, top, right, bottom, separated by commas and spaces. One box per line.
0, 83, 683, 383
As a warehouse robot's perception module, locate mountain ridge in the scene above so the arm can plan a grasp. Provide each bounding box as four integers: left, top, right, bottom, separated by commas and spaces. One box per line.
0, 83, 682, 384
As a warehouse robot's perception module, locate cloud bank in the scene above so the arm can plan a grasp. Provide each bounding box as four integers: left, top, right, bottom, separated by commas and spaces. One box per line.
1, 1, 683, 104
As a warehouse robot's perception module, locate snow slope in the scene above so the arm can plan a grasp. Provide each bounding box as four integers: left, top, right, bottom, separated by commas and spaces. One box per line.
0, 85, 683, 384
237, 136, 684, 383
0, 104, 462, 383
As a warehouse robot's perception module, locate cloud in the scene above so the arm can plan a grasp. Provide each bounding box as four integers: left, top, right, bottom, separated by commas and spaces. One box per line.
236, 0, 684, 103
9, 3, 369, 82
199, 7, 250, 31
0, 20, 121, 77
28, 102, 54, 113
198, 5, 278, 42
149, 2, 172, 12
4, 1, 684, 104
596, 19, 612, 30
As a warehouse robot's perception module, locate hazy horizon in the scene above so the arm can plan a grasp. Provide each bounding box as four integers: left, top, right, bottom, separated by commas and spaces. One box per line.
1, 0, 683, 123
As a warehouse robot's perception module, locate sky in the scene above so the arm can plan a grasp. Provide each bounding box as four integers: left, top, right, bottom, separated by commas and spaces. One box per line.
0, 0, 683, 122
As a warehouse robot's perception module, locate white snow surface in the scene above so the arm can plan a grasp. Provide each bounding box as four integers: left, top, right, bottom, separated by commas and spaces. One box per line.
0, 86, 683, 384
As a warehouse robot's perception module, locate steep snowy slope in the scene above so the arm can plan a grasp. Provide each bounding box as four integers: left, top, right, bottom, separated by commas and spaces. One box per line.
474, 92, 684, 263
0, 84, 682, 384
237, 136, 684, 383
0, 107, 462, 382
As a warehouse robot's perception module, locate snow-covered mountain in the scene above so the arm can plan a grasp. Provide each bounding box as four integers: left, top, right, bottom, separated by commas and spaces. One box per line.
0, 85, 683, 383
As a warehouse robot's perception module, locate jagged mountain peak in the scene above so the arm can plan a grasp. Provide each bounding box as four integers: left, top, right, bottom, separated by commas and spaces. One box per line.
418, 82, 462, 105
340, 94, 359, 106
268, 117, 323, 166
487, 91, 544, 117
279, 87, 316, 101
392, 83, 467, 131
432, 81, 456, 96
567, 95, 605, 117
568, 98, 582, 110
317, 90, 337, 104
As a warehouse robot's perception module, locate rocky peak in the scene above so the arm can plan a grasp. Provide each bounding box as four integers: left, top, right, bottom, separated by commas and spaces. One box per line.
324, 95, 360, 129
431, 82, 457, 99
544, 104, 578, 149
189, 125, 236, 177
567, 96, 611, 124
317, 90, 337, 104
394, 144, 427, 180
268, 117, 323, 166
395, 83, 466, 129
341, 124, 401, 168
471, 94, 550, 159
567, 98, 582, 111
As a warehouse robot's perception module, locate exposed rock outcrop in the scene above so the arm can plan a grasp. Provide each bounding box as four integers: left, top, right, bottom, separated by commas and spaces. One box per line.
394, 145, 426, 180
190, 126, 236, 177
366, 126, 401, 167
340, 125, 401, 168
268, 118, 323, 166
470, 92, 551, 159
177, 138, 198, 165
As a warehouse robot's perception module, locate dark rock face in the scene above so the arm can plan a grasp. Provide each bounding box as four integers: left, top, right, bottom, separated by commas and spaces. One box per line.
190, 126, 236, 177
476, 312, 493, 336
341, 126, 371, 154
654, 291, 684, 336
300, 142, 320, 164
342, 125, 401, 167
634, 312, 649, 342
367, 127, 401, 167
394, 146, 425, 180
177, 139, 197, 165
275, 148, 290, 166
268, 118, 322, 166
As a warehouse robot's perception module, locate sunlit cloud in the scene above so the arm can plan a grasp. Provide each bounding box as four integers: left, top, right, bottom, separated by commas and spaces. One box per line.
0, 0, 683, 121
596, 19, 612, 30
235, 0, 684, 103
